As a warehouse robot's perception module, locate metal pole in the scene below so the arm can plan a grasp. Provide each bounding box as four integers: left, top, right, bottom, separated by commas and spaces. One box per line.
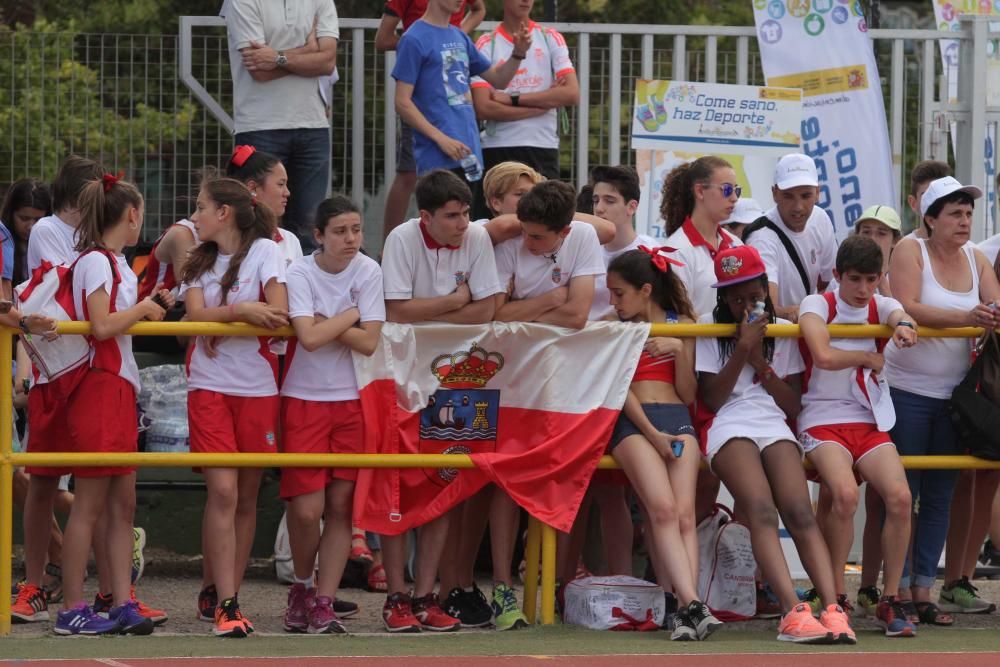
0, 328, 15, 636
540, 523, 557, 624
522, 517, 542, 623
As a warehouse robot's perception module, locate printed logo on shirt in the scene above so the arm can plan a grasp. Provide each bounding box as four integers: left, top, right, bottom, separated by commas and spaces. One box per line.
551, 267, 562, 284
442, 46, 472, 107
265, 431, 276, 447
230, 280, 242, 293
720, 255, 743, 275
810, 249, 817, 265
454, 271, 468, 286
349, 287, 360, 305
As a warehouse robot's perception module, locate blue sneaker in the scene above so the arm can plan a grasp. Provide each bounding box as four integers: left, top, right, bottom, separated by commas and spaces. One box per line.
55, 602, 119, 635
110, 599, 155, 635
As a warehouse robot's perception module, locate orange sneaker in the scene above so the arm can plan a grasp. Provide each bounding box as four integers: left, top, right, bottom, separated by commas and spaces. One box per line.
12, 583, 49, 623
820, 603, 857, 645
213, 597, 247, 638
777, 603, 833, 644
130, 586, 168, 626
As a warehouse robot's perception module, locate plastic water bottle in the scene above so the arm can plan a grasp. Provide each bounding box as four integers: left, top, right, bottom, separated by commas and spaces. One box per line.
460, 153, 483, 182
749, 300, 766, 322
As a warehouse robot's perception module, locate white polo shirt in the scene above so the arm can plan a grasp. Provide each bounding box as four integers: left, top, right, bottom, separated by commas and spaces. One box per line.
72, 251, 141, 393
665, 219, 742, 318
695, 313, 804, 437
495, 222, 605, 300
797, 292, 903, 431
223, 0, 340, 134
27, 214, 78, 272
589, 233, 656, 321
747, 207, 836, 308
180, 238, 287, 396
282, 253, 385, 402
382, 218, 502, 301
471, 22, 575, 150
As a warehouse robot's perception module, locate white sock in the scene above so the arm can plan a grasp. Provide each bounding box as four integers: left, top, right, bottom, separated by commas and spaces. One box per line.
294, 574, 315, 588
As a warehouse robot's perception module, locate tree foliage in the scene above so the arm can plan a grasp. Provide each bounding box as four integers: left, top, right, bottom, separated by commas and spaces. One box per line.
0, 19, 196, 188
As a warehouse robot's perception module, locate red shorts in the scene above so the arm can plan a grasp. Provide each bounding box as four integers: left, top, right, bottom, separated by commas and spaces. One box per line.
799, 422, 895, 466
188, 390, 279, 455
25, 365, 89, 477
279, 397, 364, 499
65, 370, 138, 478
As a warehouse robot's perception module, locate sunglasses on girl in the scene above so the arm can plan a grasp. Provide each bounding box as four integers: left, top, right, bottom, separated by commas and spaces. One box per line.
702, 182, 742, 198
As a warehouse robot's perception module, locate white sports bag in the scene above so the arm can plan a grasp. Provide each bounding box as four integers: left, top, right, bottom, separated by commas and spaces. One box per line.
697, 504, 756, 621
563, 575, 664, 631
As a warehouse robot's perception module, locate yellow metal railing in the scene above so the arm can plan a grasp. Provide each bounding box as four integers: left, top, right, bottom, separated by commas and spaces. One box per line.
2, 321, 1000, 636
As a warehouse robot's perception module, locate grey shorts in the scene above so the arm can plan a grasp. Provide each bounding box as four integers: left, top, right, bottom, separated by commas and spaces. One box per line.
397, 120, 415, 173
609, 403, 695, 451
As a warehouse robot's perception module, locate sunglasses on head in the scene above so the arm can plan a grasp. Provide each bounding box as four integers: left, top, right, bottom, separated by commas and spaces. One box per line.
701, 182, 742, 199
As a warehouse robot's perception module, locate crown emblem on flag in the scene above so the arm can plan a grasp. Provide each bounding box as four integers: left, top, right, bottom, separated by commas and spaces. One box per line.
431, 344, 504, 389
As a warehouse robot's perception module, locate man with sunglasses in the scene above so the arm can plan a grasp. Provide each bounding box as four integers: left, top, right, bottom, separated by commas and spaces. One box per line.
746, 153, 836, 322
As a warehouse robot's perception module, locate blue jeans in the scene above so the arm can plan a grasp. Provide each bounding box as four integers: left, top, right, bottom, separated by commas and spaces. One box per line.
234, 127, 331, 252
889, 386, 961, 589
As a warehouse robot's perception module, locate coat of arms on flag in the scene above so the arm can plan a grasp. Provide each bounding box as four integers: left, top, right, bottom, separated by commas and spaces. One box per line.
419, 345, 503, 486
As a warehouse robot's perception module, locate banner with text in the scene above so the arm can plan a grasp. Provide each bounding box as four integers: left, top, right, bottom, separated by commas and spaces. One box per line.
753, 0, 895, 241
930, 0, 999, 235
630, 80, 802, 238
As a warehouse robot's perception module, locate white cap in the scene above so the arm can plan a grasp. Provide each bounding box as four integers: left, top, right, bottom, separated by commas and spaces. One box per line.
919, 176, 983, 216
723, 198, 764, 225
773, 153, 819, 190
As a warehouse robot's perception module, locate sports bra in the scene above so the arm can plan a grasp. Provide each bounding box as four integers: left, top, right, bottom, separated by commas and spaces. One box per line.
632, 311, 677, 384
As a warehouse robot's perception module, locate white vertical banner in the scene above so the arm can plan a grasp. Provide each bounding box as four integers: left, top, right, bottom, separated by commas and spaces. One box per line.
930, 1, 1000, 236
753, 0, 896, 241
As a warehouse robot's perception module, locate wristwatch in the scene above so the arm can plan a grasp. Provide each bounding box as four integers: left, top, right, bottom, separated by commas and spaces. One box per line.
510, 91, 521, 107
275, 51, 288, 68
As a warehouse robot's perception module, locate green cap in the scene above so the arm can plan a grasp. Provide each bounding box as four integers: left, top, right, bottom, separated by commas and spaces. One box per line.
856, 205, 901, 232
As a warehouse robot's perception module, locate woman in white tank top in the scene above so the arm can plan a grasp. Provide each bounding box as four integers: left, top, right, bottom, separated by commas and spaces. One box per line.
884, 178, 1000, 624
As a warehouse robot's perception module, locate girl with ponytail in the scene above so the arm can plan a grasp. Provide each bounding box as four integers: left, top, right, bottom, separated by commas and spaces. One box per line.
605, 246, 720, 641
180, 177, 289, 638
661, 156, 744, 318
55, 175, 173, 637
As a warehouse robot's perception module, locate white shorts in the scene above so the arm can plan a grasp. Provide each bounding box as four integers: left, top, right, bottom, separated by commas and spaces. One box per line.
704, 419, 800, 470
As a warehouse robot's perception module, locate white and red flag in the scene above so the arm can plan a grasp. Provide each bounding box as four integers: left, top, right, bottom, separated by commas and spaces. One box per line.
352, 321, 648, 534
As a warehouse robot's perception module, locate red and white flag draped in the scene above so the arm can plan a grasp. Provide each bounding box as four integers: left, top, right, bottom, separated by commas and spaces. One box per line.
351, 321, 648, 534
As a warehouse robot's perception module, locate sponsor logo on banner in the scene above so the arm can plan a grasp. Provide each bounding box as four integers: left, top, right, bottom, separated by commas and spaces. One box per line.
630, 80, 803, 237
419, 345, 503, 487
754, 0, 896, 240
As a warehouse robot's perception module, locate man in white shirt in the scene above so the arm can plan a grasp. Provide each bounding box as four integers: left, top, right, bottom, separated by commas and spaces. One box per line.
746, 153, 836, 322
494, 180, 605, 329
222, 0, 338, 249
469, 0, 579, 218
379, 170, 502, 633
588, 165, 655, 320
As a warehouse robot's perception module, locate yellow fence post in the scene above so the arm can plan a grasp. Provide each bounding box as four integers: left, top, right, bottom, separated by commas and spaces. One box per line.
540, 523, 557, 625
1, 328, 15, 636
522, 516, 541, 624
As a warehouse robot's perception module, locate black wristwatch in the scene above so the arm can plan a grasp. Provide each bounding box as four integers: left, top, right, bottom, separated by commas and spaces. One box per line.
510, 91, 521, 107
896, 320, 915, 330
18, 316, 28, 333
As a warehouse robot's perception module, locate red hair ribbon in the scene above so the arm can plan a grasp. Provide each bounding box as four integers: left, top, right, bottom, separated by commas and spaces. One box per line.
638, 245, 685, 273
102, 172, 121, 193
231, 145, 256, 168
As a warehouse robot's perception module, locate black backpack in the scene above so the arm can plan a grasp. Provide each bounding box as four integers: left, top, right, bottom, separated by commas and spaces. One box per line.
950, 330, 1000, 460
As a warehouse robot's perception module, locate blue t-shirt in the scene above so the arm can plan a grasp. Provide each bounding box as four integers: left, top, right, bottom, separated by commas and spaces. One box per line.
392, 20, 491, 173
0, 223, 13, 282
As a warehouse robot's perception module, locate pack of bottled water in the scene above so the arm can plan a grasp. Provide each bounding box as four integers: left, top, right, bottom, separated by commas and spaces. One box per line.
138, 364, 189, 452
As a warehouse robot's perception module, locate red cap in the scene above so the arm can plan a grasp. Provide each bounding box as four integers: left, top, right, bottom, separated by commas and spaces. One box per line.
711, 245, 767, 288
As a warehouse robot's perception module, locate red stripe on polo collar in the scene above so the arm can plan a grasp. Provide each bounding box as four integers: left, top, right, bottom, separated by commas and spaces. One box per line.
680, 216, 732, 259
420, 221, 459, 250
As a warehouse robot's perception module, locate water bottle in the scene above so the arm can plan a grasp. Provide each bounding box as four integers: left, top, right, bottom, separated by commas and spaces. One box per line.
749, 300, 766, 322
460, 153, 483, 182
